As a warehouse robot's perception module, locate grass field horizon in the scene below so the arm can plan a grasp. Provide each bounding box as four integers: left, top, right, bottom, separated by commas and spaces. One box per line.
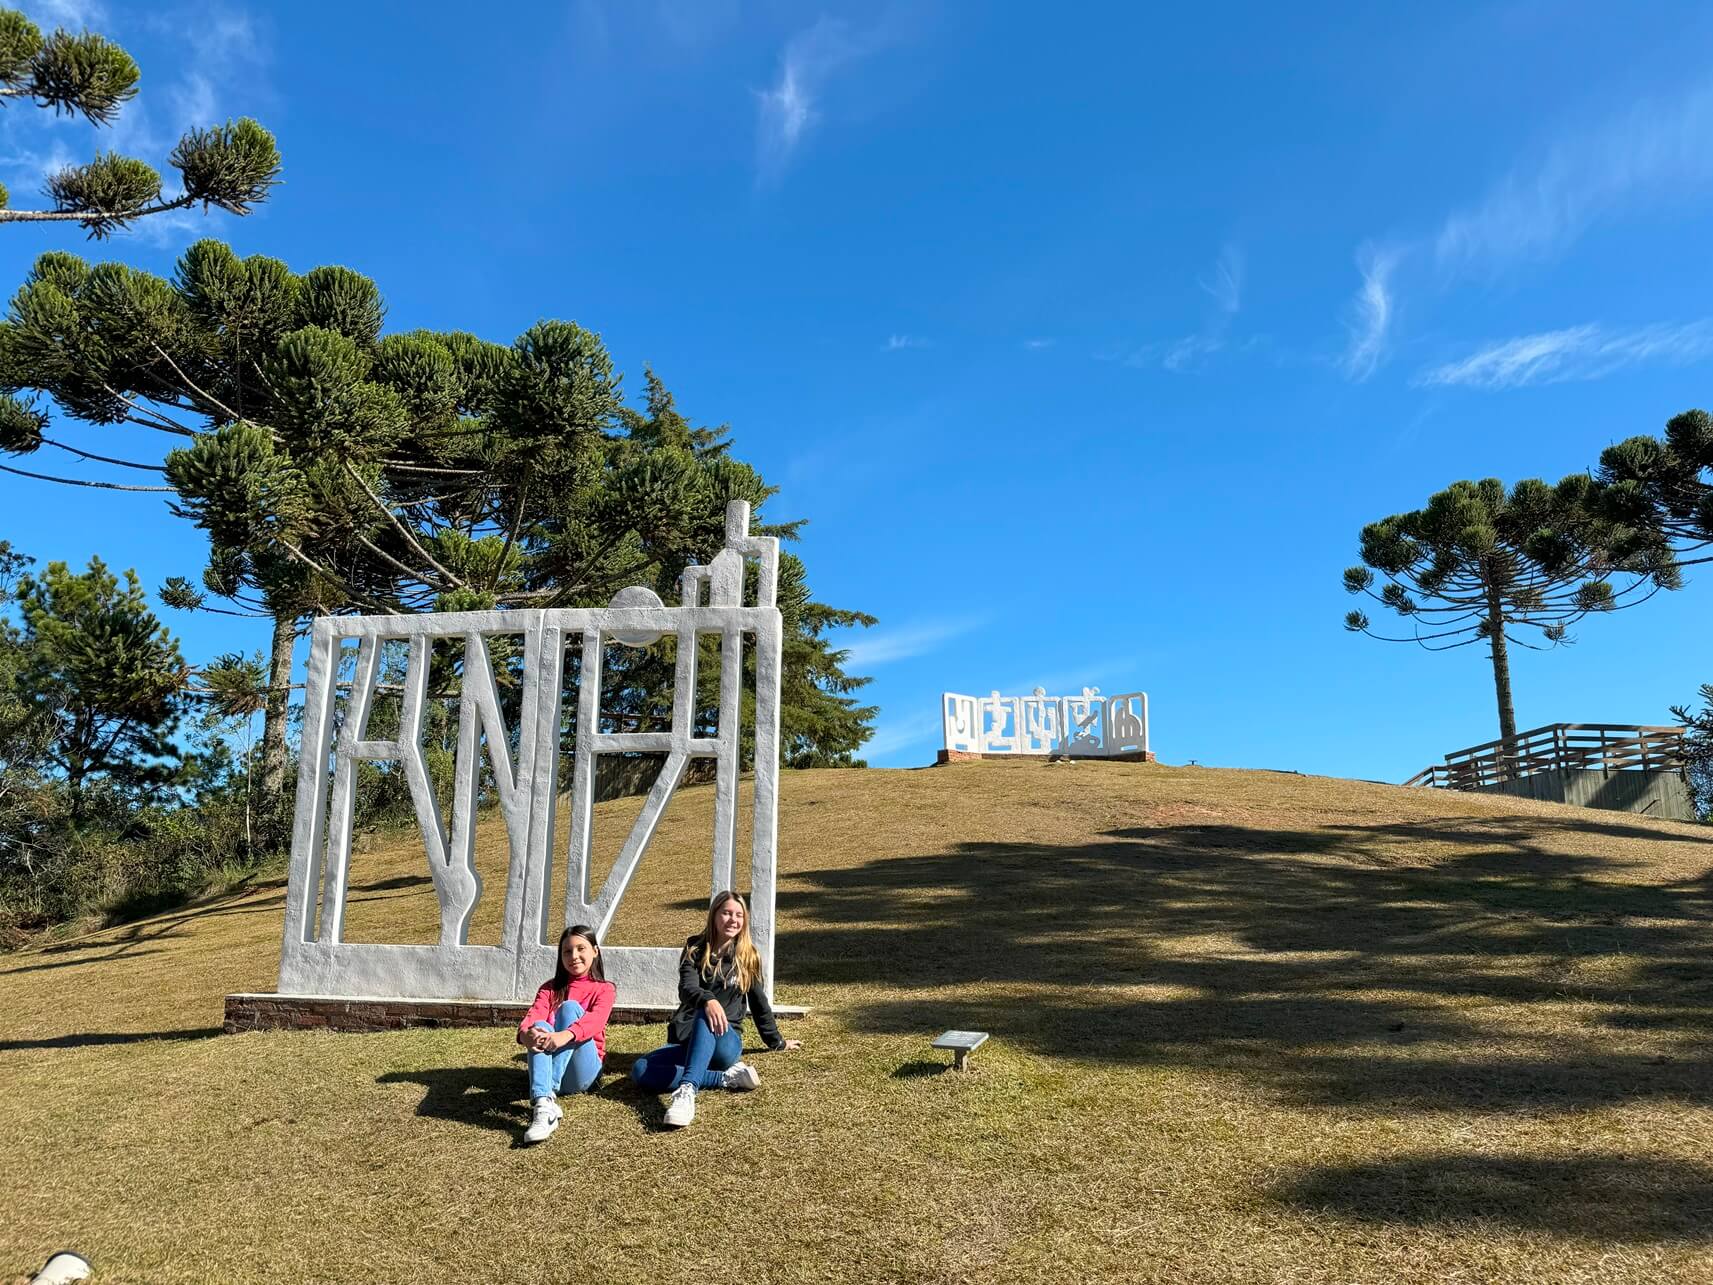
5, 759, 1713, 1283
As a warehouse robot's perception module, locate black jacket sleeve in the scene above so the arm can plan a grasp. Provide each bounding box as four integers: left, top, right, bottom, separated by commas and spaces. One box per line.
678, 949, 717, 1009
747, 978, 785, 1051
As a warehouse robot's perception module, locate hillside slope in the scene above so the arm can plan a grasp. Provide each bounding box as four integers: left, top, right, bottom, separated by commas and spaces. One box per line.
4, 761, 1713, 1284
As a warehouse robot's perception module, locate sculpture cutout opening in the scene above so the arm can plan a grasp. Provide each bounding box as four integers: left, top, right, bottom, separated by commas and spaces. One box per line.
941, 687, 1151, 760
275, 500, 782, 1010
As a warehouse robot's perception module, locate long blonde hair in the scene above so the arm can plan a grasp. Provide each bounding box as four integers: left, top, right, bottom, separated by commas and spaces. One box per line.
688, 890, 761, 993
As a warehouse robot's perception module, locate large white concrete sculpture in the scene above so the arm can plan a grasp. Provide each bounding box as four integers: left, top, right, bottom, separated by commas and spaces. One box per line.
276, 501, 782, 1010
942, 687, 1150, 759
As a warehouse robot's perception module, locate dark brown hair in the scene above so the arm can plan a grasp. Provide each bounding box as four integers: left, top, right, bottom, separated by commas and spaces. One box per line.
550, 923, 607, 1003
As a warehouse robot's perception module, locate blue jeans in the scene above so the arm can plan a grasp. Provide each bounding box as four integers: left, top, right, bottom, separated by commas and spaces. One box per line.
526, 1000, 603, 1099
630, 1013, 741, 1092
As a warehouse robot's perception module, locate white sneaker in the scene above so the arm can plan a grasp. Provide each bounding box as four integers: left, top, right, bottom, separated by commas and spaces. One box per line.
30, 1254, 91, 1285
722, 1062, 760, 1091
663, 1082, 697, 1128
523, 1096, 561, 1145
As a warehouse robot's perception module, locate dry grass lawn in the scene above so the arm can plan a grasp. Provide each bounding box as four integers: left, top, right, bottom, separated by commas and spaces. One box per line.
4, 760, 1713, 1283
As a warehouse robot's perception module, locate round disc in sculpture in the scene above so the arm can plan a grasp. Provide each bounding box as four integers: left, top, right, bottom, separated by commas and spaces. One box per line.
607, 584, 666, 646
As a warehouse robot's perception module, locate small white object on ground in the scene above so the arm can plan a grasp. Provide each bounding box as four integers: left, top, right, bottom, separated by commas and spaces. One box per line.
31, 1252, 91, 1284
663, 1083, 697, 1127
523, 1096, 561, 1145
931, 1029, 990, 1071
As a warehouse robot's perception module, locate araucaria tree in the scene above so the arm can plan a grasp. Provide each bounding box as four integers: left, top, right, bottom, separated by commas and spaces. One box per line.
0, 242, 875, 790
1343, 476, 1678, 745
1591, 408, 1713, 570
0, 7, 280, 236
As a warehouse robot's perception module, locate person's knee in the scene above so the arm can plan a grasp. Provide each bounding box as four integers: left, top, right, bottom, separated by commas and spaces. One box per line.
556, 999, 585, 1023
630, 1056, 650, 1084
569, 1050, 603, 1095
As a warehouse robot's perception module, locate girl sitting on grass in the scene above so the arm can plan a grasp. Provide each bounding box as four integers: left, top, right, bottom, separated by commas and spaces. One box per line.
631, 890, 801, 1128
517, 924, 615, 1145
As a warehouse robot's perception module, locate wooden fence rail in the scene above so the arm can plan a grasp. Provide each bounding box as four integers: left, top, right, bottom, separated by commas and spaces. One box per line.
1404, 723, 1687, 790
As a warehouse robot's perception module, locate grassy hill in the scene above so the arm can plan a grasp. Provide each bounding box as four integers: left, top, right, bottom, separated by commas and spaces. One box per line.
4, 759, 1713, 1284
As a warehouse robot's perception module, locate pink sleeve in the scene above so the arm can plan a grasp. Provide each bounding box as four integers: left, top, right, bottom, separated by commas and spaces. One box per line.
567, 982, 615, 1043
517, 983, 554, 1033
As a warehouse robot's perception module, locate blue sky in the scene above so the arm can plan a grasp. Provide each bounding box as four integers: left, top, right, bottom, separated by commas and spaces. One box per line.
2, 0, 1710, 779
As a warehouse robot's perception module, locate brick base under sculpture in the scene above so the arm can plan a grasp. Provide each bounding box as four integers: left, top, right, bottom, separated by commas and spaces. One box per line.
224, 992, 809, 1035
935, 749, 1157, 764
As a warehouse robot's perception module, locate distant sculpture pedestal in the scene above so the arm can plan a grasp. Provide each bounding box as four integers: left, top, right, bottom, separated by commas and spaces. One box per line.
935, 748, 1156, 764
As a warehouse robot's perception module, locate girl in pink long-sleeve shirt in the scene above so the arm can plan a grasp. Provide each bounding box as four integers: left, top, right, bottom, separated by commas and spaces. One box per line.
517, 924, 616, 1146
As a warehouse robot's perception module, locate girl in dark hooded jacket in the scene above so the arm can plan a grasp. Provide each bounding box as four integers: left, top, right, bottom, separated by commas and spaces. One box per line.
630, 890, 801, 1127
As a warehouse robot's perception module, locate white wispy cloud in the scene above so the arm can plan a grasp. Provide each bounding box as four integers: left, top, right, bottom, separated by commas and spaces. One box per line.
1339, 244, 1402, 381
1022, 337, 1056, 350
1160, 332, 1223, 372
883, 333, 929, 351
0, 3, 268, 249
1123, 244, 1247, 374
862, 709, 944, 762
0, 138, 75, 185
654, 0, 739, 49
1199, 243, 1243, 315
756, 17, 877, 180
29, 0, 105, 29
1115, 336, 1221, 372
841, 617, 983, 668
1415, 320, 1713, 390
1436, 83, 1713, 276
181, 7, 258, 65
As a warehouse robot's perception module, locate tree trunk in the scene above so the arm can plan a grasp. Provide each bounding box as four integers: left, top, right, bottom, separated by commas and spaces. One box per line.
261, 608, 296, 798
1483, 574, 1518, 773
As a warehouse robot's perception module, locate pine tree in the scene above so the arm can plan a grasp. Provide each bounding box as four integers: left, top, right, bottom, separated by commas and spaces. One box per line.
0, 7, 279, 237
13, 556, 188, 816
1343, 476, 1677, 747
1669, 683, 1713, 821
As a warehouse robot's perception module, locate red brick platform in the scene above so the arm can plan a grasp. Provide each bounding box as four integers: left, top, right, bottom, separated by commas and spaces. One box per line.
224, 992, 809, 1035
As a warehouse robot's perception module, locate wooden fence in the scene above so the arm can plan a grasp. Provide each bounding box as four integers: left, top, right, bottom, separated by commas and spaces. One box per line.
1404, 723, 1687, 790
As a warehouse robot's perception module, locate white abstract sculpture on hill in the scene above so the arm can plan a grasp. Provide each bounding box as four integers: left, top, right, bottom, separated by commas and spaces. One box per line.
276, 500, 782, 1010
942, 687, 1150, 759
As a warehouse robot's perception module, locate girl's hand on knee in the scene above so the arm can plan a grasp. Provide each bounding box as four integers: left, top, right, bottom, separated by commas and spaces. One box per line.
703, 999, 729, 1036
780, 1038, 802, 1051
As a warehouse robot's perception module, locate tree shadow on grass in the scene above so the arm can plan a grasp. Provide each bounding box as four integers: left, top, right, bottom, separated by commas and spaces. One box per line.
0, 947, 169, 977
349, 874, 434, 893
779, 813, 1713, 1114
1273, 1152, 1713, 1243
0, 1026, 221, 1052
2, 887, 289, 977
